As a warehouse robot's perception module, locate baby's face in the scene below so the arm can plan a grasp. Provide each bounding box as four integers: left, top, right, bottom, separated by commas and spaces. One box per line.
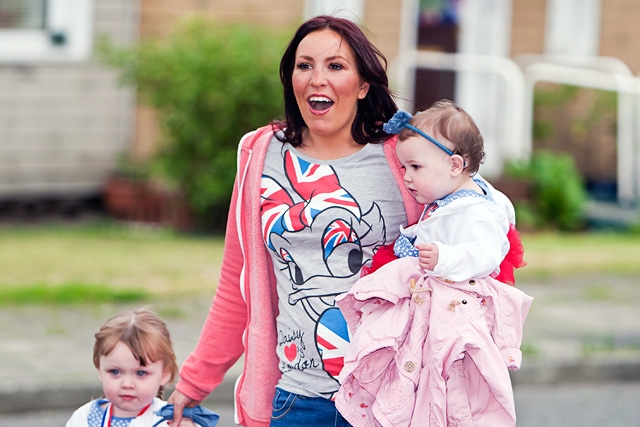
396, 133, 457, 205
97, 341, 170, 417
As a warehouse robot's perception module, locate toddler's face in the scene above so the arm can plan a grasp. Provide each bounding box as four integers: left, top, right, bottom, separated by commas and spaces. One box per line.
396, 134, 456, 205
97, 341, 170, 417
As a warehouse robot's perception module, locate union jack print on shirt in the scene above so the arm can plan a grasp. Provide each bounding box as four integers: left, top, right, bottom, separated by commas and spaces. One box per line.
316, 307, 351, 378
261, 150, 361, 250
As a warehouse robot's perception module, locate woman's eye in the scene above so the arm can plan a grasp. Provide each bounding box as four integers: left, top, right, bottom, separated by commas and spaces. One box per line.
329, 63, 343, 70
296, 62, 311, 70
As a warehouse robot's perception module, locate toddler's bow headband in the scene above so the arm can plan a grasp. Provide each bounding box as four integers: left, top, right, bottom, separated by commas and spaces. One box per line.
153, 405, 220, 427
383, 110, 454, 156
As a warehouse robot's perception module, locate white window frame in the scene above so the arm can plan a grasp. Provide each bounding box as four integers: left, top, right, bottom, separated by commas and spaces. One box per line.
455, 0, 513, 177
0, 0, 94, 63
545, 0, 601, 56
304, 0, 364, 22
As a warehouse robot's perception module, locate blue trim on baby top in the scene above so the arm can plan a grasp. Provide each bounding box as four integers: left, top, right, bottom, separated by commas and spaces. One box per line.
424, 176, 494, 216
394, 177, 495, 259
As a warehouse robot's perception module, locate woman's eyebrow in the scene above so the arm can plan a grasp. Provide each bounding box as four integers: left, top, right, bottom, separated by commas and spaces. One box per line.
296, 54, 349, 62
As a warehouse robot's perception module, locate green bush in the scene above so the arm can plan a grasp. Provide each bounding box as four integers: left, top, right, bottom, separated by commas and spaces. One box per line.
504, 150, 589, 231
98, 16, 288, 229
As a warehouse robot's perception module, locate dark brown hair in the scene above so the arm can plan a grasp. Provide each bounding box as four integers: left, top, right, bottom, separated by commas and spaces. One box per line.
400, 99, 485, 174
274, 15, 397, 146
93, 308, 178, 397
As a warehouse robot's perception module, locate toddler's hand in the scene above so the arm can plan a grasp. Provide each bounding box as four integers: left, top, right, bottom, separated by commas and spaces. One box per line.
416, 243, 438, 271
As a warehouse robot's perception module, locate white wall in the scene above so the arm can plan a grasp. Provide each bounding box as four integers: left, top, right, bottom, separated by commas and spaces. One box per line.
0, 0, 138, 197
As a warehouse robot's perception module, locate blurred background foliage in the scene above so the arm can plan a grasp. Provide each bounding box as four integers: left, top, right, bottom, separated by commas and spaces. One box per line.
98, 16, 289, 230
503, 150, 589, 231
95, 15, 629, 235
496, 81, 627, 232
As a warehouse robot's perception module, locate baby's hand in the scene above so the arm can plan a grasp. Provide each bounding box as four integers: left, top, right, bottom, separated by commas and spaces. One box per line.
416, 243, 438, 271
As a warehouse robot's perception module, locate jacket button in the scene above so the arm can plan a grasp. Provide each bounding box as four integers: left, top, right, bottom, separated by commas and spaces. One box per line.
404, 361, 416, 372
469, 279, 476, 285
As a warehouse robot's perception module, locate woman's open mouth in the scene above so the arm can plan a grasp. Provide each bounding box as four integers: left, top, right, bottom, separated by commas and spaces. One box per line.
308, 95, 334, 112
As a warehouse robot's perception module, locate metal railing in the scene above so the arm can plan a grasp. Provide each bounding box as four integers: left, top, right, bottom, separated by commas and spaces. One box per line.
392, 50, 527, 177
391, 50, 640, 206
521, 61, 640, 207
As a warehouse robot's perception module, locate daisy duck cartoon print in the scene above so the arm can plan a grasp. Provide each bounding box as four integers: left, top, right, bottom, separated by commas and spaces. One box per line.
261, 148, 388, 395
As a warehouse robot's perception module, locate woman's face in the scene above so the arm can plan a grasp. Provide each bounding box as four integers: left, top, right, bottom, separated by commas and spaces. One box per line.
292, 29, 369, 143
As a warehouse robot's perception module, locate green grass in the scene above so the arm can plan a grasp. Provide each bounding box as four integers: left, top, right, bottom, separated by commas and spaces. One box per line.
0, 282, 148, 305
0, 220, 224, 303
1, 221, 639, 305
517, 230, 640, 281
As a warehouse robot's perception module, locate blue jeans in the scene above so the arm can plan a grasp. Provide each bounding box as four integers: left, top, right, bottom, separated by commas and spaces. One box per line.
270, 387, 352, 427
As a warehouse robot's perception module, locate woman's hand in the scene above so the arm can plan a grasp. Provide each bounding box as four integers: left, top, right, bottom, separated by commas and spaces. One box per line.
167, 389, 201, 426
175, 418, 196, 427
416, 243, 439, 271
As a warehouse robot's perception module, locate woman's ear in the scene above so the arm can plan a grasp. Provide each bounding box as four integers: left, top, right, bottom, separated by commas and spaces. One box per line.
358, 81, 370, 99
450, 154, 465, 177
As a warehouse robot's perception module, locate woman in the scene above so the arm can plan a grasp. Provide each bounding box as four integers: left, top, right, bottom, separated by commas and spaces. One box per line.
168, 15, 422, 427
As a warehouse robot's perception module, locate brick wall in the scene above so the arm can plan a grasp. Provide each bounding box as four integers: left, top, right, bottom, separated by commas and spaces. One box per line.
600, 0, 640, 73
510, 0, 640, 74
139, 0, 304, 39
363, 0, 403, 64
510, 0, 546, 57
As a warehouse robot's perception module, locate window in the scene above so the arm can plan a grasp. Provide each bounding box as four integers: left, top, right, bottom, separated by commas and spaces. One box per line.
0, 0, 94, 62
545, 0, 601, 56
304, 0, 364, 21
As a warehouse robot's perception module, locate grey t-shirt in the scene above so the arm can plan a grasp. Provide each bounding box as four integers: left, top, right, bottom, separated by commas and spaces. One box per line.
260, 138, 407, 398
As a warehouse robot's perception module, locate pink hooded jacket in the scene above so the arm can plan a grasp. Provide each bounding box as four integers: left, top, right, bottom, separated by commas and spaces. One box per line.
336, 257, 533, 427
174, 126, 422, 427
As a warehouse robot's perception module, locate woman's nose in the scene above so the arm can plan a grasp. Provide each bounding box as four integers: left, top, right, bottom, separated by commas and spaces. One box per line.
310, 67, 326, 87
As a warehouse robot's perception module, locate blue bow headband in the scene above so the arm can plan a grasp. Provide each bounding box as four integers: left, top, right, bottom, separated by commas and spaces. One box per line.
153, 404, 220, 427
383, 110, 454, 156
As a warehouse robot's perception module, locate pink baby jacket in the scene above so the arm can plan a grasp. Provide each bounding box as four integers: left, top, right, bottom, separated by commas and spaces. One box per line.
335, 257, 533, 427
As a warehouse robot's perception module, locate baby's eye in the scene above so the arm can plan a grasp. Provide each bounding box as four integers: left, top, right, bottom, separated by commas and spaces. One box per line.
108, 369, 120, 376
136, 370, 148, 377
411, 164, 421, 170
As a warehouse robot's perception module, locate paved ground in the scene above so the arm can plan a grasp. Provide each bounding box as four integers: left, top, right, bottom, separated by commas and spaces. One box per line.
5, 382, 640, 427
3, 382, 640, 427
1, 274, 639, 423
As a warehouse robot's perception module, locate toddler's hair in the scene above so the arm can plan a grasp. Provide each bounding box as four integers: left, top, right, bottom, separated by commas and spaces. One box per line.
93, 308, 179, 389
399, 99, 485, 174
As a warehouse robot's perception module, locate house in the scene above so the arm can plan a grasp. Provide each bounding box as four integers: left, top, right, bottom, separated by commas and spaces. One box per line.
0, 0, 137, 214
1, 0, 638, 213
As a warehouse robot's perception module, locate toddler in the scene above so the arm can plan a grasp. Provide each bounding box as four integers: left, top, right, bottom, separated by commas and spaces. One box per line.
367, 99, 525, 284
66, 308, 219, 427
